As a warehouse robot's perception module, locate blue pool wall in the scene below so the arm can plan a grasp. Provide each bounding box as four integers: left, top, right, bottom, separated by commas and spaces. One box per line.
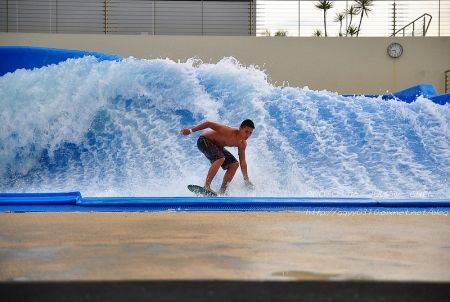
0, 192, 449, 212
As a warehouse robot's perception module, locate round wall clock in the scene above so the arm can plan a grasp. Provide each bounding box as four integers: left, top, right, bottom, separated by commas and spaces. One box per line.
387, 42, 403, 58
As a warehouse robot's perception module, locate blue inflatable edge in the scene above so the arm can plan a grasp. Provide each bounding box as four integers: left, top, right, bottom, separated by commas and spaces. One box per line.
0, 192, 449, 212
0, 46, 122, 77
0, 192, 81, 205
430, 93, 450, 105
345, 83, 449, 105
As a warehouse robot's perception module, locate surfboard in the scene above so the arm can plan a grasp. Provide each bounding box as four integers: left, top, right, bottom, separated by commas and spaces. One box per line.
187, 185, 217, 197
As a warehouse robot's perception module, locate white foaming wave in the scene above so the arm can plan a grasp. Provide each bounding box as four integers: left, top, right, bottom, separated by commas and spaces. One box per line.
251, 87, 450, 198
0, 56, 217, 191
0, 56, 449, 198
0, 57, 112, 177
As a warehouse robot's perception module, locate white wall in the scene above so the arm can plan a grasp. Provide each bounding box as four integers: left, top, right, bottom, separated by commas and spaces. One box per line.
1, 33, 449, 94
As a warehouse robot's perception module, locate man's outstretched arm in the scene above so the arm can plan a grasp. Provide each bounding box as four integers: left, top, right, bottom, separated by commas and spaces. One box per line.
180, 121, 228, 136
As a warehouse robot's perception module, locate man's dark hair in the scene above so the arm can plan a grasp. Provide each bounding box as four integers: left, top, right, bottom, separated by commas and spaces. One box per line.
240, 119, 255, 129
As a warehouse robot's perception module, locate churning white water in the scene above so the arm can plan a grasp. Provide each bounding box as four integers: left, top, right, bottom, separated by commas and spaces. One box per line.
1, 56, 449, 197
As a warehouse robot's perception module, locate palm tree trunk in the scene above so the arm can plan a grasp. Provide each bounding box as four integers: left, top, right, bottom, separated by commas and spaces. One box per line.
346, 16, 350, 37
357, 12, 364, 37
346, 13, 354, 37
324, 10, 327, 36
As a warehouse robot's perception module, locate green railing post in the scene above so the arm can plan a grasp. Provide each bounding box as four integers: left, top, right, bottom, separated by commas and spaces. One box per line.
104, 0, 108, 34
6, 0, 8, 32
439, 0, 441, 36
201, 0, 204, 36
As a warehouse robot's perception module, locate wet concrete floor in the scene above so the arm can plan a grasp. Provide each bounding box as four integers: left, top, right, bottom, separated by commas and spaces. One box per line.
0, 212, 449, 281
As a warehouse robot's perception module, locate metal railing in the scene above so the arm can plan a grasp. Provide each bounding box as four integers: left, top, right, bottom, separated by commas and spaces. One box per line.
391, 13, 432, 36
256, 0, 450, 37
0, 0, 449, 37
0, 0, 256, 36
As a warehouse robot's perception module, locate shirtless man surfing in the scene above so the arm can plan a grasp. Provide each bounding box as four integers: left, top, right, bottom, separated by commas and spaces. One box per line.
180, 119, 255, 195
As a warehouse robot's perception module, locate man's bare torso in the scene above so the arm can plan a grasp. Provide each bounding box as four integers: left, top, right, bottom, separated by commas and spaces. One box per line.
202, 128, 243, 148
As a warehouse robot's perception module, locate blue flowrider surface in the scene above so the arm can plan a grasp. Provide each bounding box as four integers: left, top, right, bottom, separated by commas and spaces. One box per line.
0, 192, 449, 212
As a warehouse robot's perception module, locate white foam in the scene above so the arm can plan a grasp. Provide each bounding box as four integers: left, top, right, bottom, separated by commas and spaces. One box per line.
0, 56, 449, 198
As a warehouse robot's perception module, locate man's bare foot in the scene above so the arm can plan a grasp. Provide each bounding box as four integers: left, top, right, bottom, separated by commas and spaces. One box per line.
204, 186, 217, 196
218, 187, 228, 195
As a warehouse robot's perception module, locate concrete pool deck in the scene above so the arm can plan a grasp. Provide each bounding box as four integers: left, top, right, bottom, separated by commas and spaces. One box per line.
1, 212, 449, 282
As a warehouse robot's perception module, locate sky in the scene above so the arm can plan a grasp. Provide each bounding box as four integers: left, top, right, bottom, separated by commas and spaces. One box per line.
256, 0, 450, 37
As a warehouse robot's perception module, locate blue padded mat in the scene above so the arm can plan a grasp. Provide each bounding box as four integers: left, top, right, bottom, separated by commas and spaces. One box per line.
0, 192, 449, 212
0, 192, 81, 205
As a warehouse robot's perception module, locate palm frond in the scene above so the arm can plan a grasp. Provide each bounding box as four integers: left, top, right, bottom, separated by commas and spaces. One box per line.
313, 29, 323, 37
334, 12, 345, 22
315, 0, 334, 10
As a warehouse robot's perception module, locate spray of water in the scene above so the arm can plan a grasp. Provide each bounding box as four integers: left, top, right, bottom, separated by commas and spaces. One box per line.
1, 56, 449, 197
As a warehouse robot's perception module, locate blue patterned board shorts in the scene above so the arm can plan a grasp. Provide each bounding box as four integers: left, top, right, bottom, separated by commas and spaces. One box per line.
197, 136, 238, 170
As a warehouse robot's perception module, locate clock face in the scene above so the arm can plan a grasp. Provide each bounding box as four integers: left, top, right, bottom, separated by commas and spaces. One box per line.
387, 42, 403, 58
